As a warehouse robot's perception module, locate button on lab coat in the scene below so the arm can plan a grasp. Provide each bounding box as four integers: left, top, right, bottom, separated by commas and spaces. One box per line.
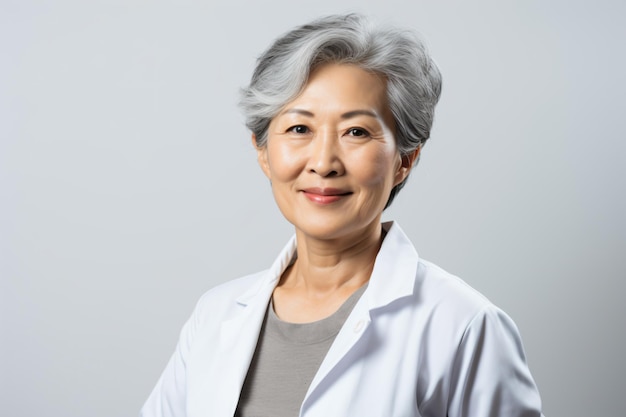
141, 222, 544, 417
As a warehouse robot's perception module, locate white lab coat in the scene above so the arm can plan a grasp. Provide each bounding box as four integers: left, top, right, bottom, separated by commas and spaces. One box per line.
141, 222, 544, 417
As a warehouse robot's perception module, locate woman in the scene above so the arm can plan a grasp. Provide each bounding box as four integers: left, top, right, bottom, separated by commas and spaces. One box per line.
142, 14, 544, 417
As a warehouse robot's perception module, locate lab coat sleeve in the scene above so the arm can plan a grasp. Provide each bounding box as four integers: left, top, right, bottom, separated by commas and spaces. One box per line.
447, 305, 544, 417
140, 301, 202, 417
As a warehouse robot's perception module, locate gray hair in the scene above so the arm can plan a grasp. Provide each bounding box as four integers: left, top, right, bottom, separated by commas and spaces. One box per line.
239, 13, 442, 208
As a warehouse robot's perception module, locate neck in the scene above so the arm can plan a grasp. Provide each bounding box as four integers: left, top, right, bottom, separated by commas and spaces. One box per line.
283, 221, 384, 295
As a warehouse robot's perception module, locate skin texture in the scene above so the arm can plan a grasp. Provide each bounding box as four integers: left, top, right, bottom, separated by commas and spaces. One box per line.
255, 64, 420, 323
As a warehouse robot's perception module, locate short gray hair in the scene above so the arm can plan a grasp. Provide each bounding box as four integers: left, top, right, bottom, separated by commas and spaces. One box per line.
239, 13, 442, 208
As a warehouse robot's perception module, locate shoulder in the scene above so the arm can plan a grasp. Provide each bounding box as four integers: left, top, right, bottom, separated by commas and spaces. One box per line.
411, 260, 543, 415
380, 221, 493, 320
416, 258, 531, 359
416, 258, 492, 319
411, 257, 527, 351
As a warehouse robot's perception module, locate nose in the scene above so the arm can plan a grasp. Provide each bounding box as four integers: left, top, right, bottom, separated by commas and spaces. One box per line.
307, 130, 345, 177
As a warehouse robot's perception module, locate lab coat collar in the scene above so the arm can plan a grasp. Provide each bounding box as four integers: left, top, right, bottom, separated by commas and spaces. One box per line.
235, 221, 419, 310
365, 221, 419, 310
235, 233, 297, 306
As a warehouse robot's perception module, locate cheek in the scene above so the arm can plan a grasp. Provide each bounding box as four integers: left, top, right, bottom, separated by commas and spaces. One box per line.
267, 143, 301, 181
354, 149, 399, 187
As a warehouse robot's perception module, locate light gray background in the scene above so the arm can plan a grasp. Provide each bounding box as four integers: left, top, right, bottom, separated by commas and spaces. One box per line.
1, 0, 624, 416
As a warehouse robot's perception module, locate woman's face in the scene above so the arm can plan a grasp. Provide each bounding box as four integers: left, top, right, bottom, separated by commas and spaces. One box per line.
256, 63, 415, 241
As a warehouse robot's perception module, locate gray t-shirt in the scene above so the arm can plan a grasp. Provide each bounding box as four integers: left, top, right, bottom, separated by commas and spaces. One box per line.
235, 284, 367, 417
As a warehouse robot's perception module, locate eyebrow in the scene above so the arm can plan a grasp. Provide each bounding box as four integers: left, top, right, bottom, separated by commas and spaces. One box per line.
281, 108, 379, 119
281, 108, 314, 117
340, 109, 378, 119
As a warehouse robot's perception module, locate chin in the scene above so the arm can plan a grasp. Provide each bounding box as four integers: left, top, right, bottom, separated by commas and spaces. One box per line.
290, 216, 379, 241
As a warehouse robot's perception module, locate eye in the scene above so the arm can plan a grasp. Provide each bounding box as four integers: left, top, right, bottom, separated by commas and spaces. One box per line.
346, 127, 370, 137
288, 125, 310, 134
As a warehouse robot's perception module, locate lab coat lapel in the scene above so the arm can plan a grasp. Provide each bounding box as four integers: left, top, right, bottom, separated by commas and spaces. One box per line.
212, 289, 271, 416
302, 222, 419, 410
302, 299, 373, 409
209, 236, 297, 416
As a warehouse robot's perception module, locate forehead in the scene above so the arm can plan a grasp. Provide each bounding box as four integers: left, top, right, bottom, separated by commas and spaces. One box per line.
285, 63, 390, 113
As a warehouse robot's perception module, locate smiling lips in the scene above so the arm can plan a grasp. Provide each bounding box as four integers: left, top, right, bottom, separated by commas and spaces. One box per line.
302, 187, 352, 204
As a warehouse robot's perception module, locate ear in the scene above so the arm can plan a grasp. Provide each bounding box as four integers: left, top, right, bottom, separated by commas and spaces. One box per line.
252, 134, 271, 179
393, 146, 421, 186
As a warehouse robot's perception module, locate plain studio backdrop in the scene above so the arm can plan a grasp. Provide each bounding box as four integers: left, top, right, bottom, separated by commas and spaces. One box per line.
1, 0, 624, 416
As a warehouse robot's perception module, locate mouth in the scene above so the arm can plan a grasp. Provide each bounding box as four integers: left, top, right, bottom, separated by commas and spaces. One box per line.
301, 187, 352, 204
